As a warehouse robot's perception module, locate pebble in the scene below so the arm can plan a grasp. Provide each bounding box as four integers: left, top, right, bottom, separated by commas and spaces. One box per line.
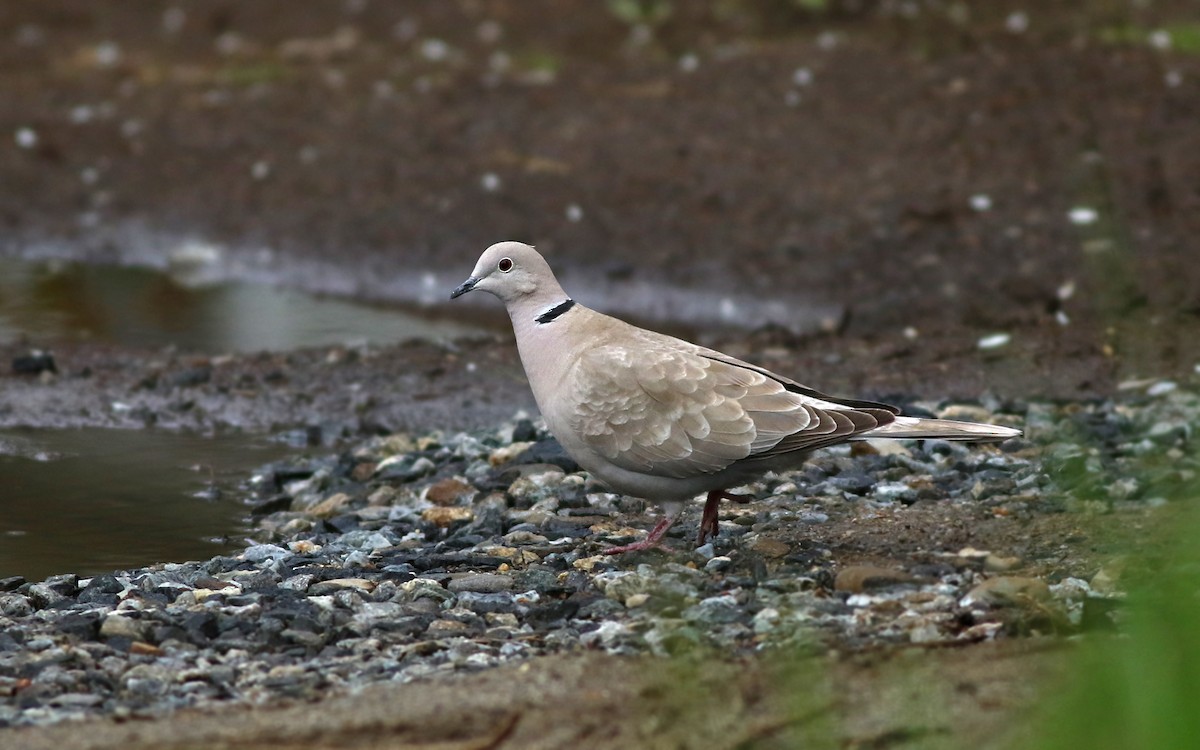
307, 492, 352, 519
424, 478, 476, 505
421, 506, 473, 526
447, 574, 514, 593
961, 576, 1051, 607
624, 593, 650, 608
834, 566, 916, 593
977, 333, 1012, 350
704, 556, 732, 572
99, 613, 147, 640
1089, 557, 1126, 595
3, 391, 1185, 728
749, 537, 790, 558
984, 554, 1022, 572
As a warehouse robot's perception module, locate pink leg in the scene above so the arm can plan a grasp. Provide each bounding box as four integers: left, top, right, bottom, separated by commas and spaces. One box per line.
603, 513, 679, 555
697, 490, 751, 545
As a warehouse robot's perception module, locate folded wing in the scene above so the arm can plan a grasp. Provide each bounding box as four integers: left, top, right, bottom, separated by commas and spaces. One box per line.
568, 333, 896, 479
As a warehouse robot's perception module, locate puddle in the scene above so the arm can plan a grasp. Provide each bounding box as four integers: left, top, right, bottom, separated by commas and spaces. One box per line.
0, 428, 289, 581
0, 257, 489, 354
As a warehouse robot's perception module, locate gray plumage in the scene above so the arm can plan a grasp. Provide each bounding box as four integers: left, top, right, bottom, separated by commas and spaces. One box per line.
452, 241, 1021, 551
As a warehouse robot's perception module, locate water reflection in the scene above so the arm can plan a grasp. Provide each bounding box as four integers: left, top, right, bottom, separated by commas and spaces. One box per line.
0, 428, 288, 581
0, 258, 487, 353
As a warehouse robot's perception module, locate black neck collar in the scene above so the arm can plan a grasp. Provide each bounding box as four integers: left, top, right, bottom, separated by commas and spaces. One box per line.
535, 299, 575, 324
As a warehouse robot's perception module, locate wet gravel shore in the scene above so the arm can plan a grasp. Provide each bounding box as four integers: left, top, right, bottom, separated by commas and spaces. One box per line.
2, 382, 1196, 729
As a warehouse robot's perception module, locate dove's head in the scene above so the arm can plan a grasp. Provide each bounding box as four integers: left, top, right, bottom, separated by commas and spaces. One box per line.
450, 241, 564, 305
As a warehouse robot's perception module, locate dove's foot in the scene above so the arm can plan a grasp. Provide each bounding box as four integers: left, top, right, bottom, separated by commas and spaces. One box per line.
603, 514, 677, 555
697, 490, 752, 545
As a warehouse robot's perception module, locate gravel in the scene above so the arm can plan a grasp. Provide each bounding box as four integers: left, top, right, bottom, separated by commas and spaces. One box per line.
2, 384, 1197, 728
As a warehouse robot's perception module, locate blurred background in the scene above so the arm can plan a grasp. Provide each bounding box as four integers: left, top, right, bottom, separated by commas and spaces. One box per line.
1, 0, 1197, 392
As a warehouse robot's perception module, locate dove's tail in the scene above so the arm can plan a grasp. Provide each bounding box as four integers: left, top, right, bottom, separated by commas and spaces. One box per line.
857, 416, 1021, 442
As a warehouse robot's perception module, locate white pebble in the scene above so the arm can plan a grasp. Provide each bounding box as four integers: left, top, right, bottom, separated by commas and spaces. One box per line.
1056, 279, 1076, 300
16, 24, 45, 47
902, 326, 919, 340
1146, 380, 1177, 397
162, 7, 187, 34
817, 31, 840, 50
373, 80, 395, 99
977, 332, 1011, 350
420, 38, 449, 62
1148, 29, 1172, 50
251, 160, 271, 180
215, 32, 243, 56
969, 193, 992, 212
393, 19, 418, 42
480, 172, 501, 192
1165, 70, 1183, 88
1068, 207, 1098, 225
678, 53, 699, 73
792, 67, 813, 86
120, 119, 142, 138
14, 127, 37, 149
477, 20, 503, 44
94, 41, 121, 67
80, 167, 100, 185
488, 51, 511, 73
69, 105, 94, 124
1055, 310, 1070, 326
1005, 12, 1029, 34
565, 203, 584, 222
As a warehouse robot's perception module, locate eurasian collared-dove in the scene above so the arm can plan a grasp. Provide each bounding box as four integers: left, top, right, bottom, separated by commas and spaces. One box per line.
452, 241, 1021, 553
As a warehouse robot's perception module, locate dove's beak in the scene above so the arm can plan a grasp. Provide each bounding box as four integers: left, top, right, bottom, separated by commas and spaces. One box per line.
449, 277, 478, 299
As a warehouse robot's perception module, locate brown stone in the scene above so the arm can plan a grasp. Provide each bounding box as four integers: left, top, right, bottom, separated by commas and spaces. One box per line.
350, 462, 377, 482
307, 492, 351, 519
834, 565, 916, 593
421, 506, 474, 527
984, 554, 1022, 572
424, 478, 476, 506
313, 578, 377, 594
849, 441, 879, 457
425, 619, 470, 638
963, 576, 1051, 607
749, 537, 790, 558
129, 641, 164, 657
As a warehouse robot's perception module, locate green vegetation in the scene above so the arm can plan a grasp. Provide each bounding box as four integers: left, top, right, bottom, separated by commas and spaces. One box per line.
1030, 389, 1200, 749
217, 62, 289, 86
1034, 509, 1200, 749
607, 0, 673, 26
1098, 22, 1200, 54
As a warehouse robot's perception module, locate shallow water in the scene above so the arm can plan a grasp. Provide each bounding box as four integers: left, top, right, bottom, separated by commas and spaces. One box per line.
0, 257, 488, 354
0, 428, 289, 581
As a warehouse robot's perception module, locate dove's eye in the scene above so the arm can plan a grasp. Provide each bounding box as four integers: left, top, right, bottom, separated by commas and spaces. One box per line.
498, 258, 513, 272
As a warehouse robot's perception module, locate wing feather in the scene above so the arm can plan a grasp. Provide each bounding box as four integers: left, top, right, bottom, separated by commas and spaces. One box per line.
567, 329, 896, 480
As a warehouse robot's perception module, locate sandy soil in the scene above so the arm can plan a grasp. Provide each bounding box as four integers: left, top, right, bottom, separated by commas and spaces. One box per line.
6, 641, 1067, 750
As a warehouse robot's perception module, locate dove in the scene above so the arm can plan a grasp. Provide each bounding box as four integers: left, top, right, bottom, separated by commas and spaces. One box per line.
451, 241, 1021, 554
